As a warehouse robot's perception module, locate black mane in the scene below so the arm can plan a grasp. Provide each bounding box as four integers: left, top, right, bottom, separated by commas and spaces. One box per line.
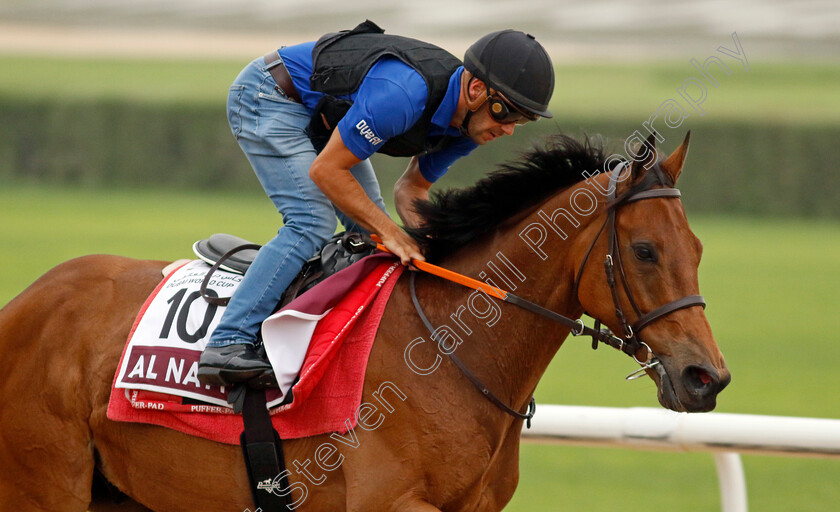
408, 134, 621, 261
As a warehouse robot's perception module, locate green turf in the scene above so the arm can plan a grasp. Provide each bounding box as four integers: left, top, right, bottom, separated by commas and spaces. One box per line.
1, 55, 839, 124
1, 185, 838, 511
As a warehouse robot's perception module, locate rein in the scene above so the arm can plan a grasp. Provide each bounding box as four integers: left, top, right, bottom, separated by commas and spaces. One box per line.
409, 272, 537, 427
379, 161, 707, 424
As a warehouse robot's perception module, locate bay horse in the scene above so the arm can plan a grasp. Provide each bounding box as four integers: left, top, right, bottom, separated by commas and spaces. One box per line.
0, 132, 729, 511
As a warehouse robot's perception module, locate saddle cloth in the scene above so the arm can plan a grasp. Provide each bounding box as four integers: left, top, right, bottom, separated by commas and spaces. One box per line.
107, 253, 403, 444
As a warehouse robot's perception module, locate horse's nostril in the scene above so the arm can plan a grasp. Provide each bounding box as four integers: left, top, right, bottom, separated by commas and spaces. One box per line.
684, 365, 718, 396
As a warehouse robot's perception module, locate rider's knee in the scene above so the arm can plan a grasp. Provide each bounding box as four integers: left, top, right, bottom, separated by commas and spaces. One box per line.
285, 215, 337, 251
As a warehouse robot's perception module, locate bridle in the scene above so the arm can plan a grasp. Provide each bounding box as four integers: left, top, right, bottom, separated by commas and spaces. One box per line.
409, 159, 706, 425
571, 160, 706, 378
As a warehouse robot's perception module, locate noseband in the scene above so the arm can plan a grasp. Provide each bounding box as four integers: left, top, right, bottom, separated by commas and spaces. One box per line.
409, 160, 706, 424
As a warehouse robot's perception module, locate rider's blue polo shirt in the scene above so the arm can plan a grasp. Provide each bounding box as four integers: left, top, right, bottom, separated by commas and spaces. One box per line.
279, 42, 477, 183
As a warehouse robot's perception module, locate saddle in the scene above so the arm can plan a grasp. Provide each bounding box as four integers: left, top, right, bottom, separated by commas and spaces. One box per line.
193, 231, 378, 307
190, 231, 378, 511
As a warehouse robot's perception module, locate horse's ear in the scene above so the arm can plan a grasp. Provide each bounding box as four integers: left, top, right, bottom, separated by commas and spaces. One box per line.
629, 132, 659, 181
661, 131, 691, 184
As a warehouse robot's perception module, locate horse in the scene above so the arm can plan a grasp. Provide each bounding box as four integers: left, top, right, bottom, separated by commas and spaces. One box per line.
0, 132, 729, 511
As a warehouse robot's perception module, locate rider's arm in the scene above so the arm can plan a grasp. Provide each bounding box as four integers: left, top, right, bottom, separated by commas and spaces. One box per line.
310, 58, 428, 264
392, 139, 477, 229
417, 137, 479, 183
394, 157, 433, 229
309, 131, 424, 265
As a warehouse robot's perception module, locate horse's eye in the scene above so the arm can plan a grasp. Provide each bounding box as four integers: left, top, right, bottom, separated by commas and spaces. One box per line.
633, 243, 658, 263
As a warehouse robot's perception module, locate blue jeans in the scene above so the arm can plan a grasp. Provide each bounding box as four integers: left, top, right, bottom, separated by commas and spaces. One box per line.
207, 56, 387, 348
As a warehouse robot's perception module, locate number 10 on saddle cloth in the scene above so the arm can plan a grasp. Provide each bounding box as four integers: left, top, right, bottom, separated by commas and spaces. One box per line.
114, 260, 289, 409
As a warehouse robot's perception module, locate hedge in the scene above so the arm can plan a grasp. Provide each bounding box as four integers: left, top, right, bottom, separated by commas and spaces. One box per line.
1, 96, 837, 218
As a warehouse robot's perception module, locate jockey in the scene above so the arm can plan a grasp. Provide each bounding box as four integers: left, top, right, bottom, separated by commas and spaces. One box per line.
197, 20, 555, 387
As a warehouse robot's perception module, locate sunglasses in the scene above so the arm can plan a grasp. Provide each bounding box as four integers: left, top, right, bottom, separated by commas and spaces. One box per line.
487, 91, 538, 125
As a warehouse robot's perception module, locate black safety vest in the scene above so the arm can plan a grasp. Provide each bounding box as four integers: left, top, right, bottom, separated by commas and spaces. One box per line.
309, 20, 462, 157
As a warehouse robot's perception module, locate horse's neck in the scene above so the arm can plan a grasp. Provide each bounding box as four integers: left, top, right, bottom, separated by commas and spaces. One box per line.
430, 184, 607, 416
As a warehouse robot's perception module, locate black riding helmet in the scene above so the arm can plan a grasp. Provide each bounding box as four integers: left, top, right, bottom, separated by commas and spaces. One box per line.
464, 30, 554, 119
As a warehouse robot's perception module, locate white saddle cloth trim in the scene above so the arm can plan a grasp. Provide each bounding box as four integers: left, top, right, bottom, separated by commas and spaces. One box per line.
261, 308, 331, 395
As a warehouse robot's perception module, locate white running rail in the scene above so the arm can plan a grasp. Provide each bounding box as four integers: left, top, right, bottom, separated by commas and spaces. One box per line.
521, 405, 840, 512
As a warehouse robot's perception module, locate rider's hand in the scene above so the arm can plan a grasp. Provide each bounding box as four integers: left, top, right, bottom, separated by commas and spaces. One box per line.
380, 225, 425, 266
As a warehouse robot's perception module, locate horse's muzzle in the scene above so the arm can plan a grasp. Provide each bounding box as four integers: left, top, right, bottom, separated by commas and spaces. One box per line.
656, 359, 731, 413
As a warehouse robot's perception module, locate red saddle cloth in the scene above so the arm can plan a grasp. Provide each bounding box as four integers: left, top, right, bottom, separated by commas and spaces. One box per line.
107, 254, 403, 445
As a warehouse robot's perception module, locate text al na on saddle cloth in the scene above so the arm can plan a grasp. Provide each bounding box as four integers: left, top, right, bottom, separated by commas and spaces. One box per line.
109, 254, 403, 441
